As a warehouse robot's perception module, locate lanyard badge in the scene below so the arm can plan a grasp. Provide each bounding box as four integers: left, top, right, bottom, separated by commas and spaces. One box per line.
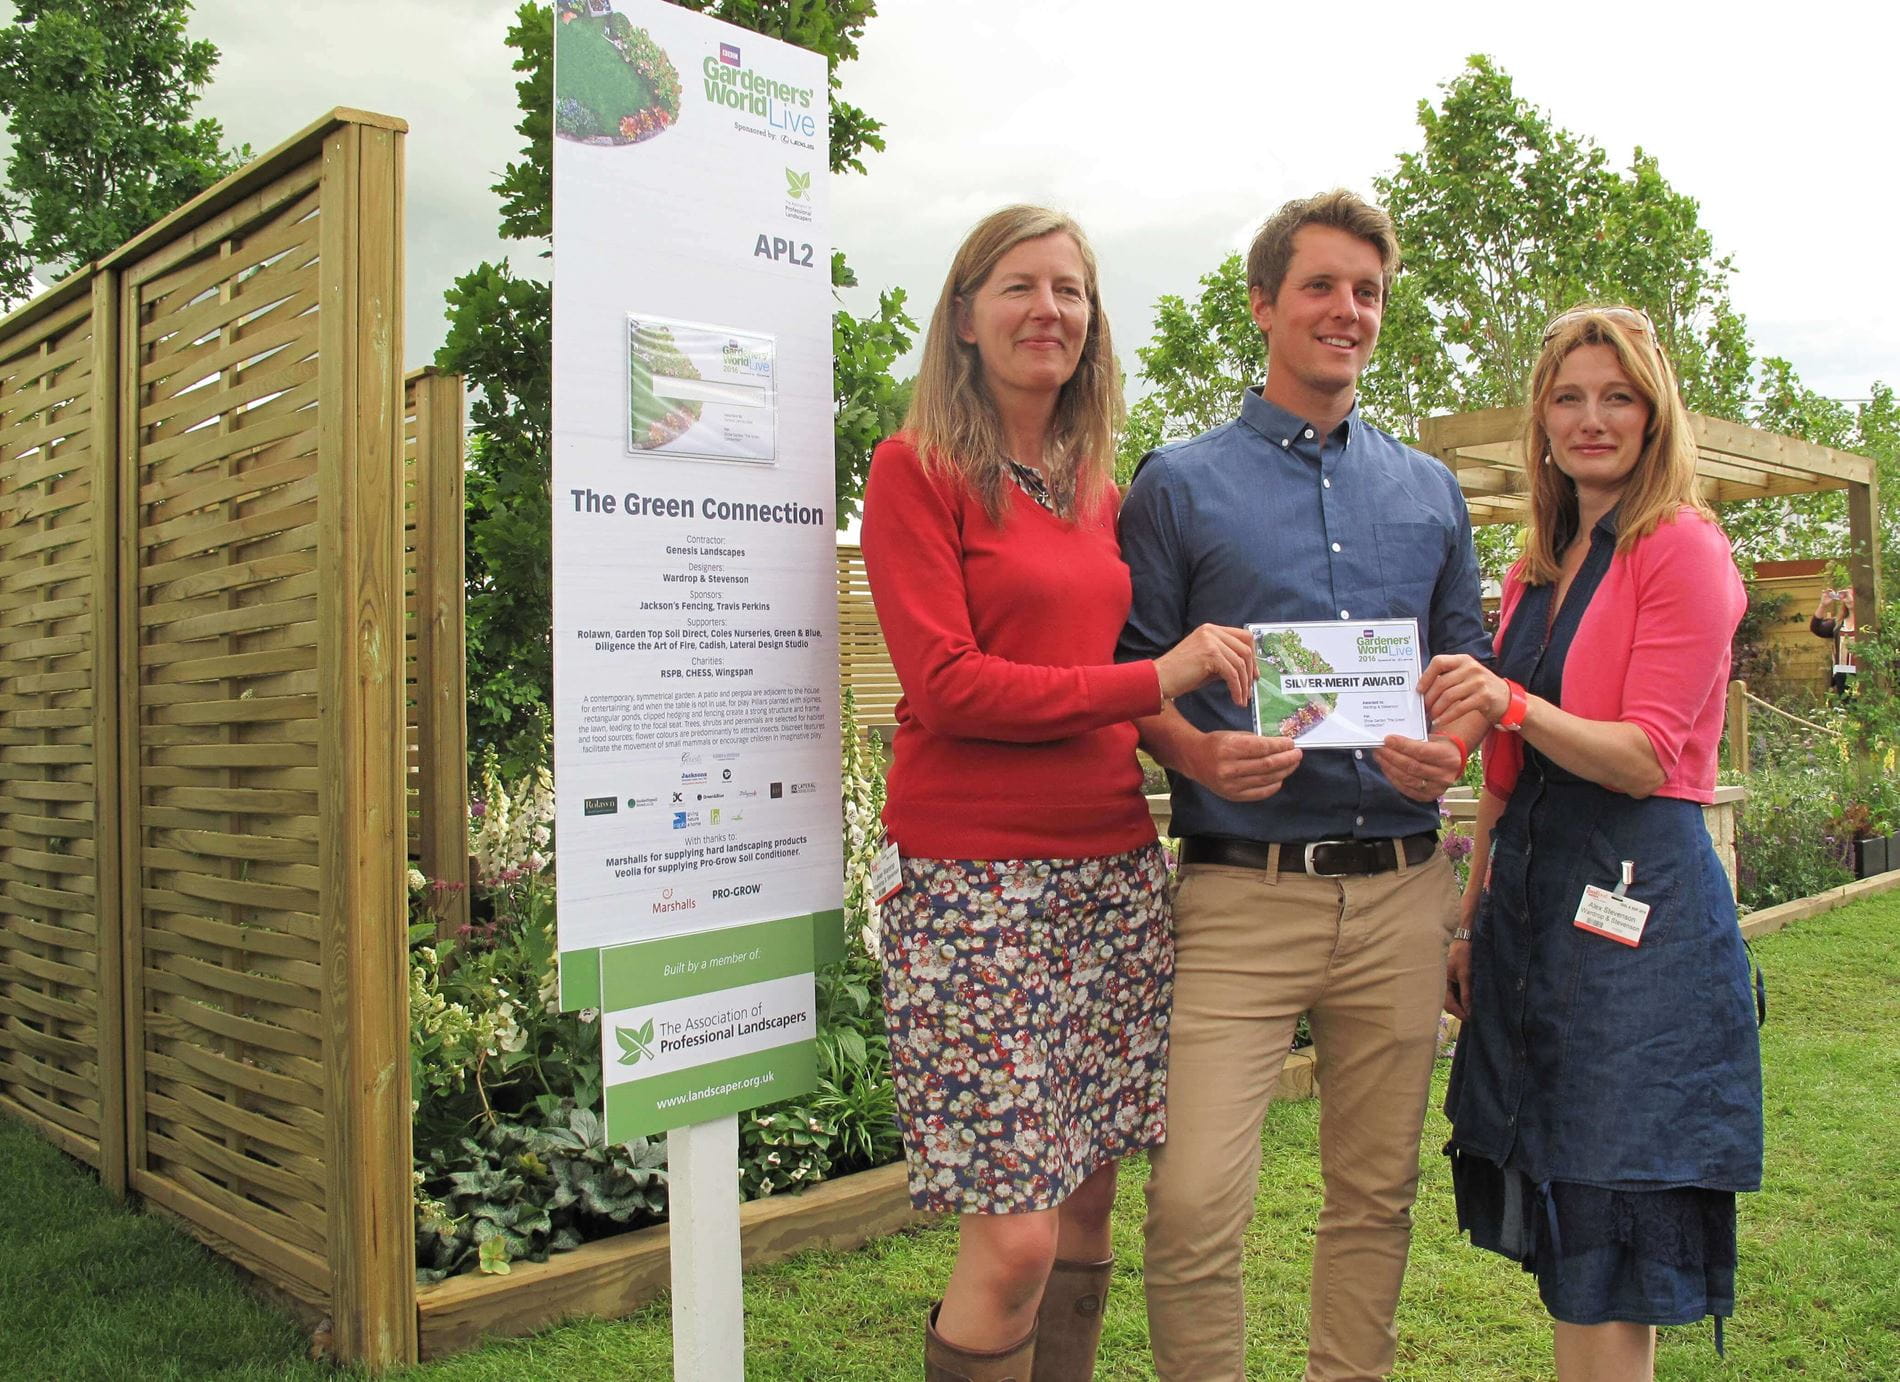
867, 837, 902, 932
871, 838, 903, 904
1573, 859, 1651, 947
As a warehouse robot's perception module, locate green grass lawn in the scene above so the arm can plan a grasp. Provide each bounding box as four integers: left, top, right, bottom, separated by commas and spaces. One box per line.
554, 17, 655, 128
4, 895, 1896, 1380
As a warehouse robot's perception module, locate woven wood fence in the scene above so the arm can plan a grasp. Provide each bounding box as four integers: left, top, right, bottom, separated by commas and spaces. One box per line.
837, 541, 899, 730
0, 109, 463, 1370
404, 368, 469, 938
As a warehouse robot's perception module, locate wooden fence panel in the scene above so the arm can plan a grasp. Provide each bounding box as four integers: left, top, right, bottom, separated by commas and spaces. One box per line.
0, 281, 114, 1175
837, 542, 899, 730
403, 369, 468, 938
0, 110, 423, 1368
119, 151, 336, 1306
101, 112, 415, 1366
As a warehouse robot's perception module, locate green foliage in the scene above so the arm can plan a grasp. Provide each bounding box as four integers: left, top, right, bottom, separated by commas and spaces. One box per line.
737, 945, 899, 1197
409, 765, 672, 1281
440, 267, 554, 777
441, 4, 903, 772
415, 1102, 669, 1283
1834, 601, 1900, 760
1727, 600, 1900, 909
0, 186, 31, 307
1718, 357, 1856, 571
1114, 252, 1256, 481
833, 252, 916, 527
410, 715, 903, 1281
1735, 761, 1855, 910
839, 687, 888, 940
1118, 54, 1891, 585
1730, 584, 1792, 688
0, 0, 249, 305
1736, 377, 1900, 597
1120, 56, 1762, 463
1368, 56, 1753, 435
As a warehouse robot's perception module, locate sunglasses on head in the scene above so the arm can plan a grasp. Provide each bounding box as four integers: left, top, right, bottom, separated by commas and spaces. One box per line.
1541, 305, 1657, 345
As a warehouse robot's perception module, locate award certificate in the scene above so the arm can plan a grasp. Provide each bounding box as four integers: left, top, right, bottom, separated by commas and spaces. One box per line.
627, 314, 777, 464
1249, 619, 1427, 748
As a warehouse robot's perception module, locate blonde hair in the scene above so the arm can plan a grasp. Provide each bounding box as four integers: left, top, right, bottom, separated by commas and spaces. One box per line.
903, 205, 1122, 524
1519, 306, 1714, 584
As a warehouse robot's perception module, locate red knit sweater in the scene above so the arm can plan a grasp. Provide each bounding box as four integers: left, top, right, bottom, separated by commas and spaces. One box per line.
860, 437, 1163, 860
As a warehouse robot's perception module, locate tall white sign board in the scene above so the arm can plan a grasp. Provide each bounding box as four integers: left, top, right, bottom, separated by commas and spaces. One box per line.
550, 3, 840, 1375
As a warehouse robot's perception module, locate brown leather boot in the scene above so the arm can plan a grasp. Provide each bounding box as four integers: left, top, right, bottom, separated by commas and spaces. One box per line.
925, 1303, 1037, 1382
1030, 1257, 1113, 1382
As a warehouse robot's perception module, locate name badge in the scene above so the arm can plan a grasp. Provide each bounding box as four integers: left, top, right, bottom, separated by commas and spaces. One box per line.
1573, 884, 1650, 947
871, 839, 903, 904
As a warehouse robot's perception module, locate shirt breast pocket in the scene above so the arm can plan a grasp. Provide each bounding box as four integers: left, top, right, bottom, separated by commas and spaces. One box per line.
1374, 521, 1448, 612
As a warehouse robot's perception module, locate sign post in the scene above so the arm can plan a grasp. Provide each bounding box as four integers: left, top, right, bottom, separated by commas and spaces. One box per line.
550, 3, 843, 1374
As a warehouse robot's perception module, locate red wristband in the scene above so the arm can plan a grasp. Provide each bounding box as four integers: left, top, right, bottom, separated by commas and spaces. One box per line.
1433, 730, 1469, 765
1497, 679, 1529, 732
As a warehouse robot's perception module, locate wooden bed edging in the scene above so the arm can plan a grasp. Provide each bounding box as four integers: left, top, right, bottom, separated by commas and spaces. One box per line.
414, 1159, 927, 1358
1738, 867, 1900, 940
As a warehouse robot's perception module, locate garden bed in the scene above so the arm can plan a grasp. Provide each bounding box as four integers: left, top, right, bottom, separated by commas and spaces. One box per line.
415, 1160, 924, 1358
410, 1046, 1320, 1355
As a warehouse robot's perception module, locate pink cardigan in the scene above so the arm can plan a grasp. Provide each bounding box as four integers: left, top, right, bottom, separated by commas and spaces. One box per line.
1483, 508, 1744, 804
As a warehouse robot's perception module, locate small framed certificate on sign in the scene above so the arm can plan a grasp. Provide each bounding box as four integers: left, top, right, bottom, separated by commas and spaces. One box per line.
1249, 619, 1427, 748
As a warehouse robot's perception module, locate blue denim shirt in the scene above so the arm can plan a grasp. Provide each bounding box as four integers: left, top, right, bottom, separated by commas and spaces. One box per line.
1118, 389, 1491, 843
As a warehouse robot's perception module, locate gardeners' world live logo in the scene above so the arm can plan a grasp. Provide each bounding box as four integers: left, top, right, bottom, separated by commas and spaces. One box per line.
1356, 628, 1412, 657
702, 40, 819, 147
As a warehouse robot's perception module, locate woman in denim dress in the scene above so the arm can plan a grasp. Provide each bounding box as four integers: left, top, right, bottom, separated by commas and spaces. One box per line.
1419, 306, 1763, 1381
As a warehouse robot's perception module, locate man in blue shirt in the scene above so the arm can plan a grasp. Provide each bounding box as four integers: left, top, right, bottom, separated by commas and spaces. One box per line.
1120, 190, 1494, 1380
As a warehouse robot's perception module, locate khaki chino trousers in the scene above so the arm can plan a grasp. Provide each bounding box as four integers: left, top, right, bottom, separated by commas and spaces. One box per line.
1143, 847, 1460, 1381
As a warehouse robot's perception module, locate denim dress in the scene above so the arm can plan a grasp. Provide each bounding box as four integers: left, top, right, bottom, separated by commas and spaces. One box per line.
1444, 519, 1764, 1330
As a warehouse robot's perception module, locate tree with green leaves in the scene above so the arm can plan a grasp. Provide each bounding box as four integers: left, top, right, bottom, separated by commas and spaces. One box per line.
1121, 55, 1761, 486
1116, 252, 1252, 482
1116, 54, 1880, 584
439, 2, 912, 776
1366, 55, 1753, 434
0, 0, 247, 307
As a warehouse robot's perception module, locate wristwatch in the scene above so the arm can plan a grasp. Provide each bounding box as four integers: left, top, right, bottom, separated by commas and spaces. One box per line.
1452, 927, 1473, 942
1497, 679, 1529, 733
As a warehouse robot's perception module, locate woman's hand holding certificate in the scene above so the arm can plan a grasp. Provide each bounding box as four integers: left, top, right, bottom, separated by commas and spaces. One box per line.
1155, 623, 1257, 705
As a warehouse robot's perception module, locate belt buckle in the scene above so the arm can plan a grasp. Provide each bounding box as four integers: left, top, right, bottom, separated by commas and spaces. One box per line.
1302, 840, 1352, 877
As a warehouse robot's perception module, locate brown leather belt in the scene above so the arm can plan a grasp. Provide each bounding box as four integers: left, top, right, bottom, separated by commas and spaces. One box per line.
1179, 832, 1439, 877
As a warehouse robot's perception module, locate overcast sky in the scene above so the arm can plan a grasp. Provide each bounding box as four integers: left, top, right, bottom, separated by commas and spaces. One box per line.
86, 1, 1900, 406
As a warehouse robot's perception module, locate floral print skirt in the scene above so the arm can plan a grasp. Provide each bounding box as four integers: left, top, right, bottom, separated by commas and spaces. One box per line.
880, 842, 1172, 1215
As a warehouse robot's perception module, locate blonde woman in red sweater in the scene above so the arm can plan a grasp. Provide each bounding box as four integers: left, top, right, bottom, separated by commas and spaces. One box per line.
860, 206, 1254, 1382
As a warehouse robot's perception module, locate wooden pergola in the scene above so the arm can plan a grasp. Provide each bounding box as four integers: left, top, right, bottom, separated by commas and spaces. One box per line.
1418, 406, 1884, 620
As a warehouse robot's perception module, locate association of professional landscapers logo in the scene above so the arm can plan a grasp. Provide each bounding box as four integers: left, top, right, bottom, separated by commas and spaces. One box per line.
782, 166, 814, 223
615, 1016, 656, 1065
